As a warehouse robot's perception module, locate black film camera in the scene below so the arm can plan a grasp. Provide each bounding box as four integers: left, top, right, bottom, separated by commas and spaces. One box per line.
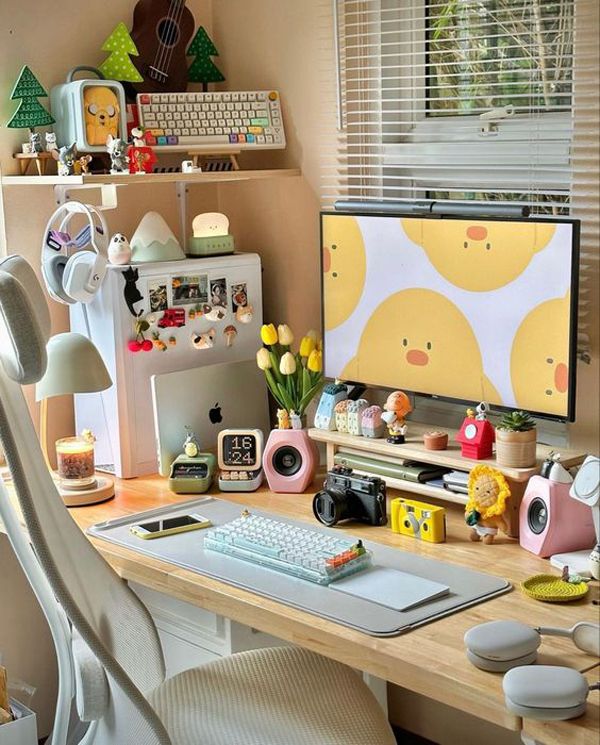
313, 466, 387, 527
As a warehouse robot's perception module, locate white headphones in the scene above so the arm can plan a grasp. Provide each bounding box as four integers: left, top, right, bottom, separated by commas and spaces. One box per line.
41, 201, 109, 304
465, 620, 599, 720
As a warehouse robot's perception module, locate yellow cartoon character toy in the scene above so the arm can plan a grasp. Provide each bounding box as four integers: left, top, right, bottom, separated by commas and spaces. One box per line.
465, 465, 511, 545
402, 218, 556, 292
322, 215, 367, 330
83, 86, 120, 146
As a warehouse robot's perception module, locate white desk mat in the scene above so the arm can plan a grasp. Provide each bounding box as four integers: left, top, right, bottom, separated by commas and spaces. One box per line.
88, 497, 511, 637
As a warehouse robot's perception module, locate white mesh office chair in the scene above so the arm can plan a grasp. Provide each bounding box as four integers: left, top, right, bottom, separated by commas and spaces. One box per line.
0, 255, 396, 745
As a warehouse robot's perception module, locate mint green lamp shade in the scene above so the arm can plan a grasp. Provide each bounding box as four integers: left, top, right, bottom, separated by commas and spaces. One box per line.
35, 332, 112, 401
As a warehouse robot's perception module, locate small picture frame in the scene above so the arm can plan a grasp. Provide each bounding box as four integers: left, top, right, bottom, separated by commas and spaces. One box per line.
172, 275, 208, 306
210, 277, 227, 307
147, 279, 168, 312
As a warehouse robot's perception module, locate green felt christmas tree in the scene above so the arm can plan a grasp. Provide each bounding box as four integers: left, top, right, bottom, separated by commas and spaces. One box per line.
187, 27, 225, 91
99, 21, 143, 83
6, 65, 55, 131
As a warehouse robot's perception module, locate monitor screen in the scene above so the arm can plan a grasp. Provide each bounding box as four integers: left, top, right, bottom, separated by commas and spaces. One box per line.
321, 212, 579, 421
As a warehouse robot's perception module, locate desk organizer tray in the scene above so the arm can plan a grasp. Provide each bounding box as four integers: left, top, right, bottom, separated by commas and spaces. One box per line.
88, 498, 511, 637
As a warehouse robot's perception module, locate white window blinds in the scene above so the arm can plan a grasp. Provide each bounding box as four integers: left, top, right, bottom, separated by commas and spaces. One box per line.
323, 0, 598, 216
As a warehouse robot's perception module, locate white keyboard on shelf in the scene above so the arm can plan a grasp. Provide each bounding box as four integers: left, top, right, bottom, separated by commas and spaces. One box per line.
136, 90, 286, 151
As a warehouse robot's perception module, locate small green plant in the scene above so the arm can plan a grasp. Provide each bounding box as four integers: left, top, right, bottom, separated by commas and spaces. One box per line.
498, 410, 536, 432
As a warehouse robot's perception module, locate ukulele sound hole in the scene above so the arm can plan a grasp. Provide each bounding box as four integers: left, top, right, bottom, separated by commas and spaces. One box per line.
157, 17, 181, 48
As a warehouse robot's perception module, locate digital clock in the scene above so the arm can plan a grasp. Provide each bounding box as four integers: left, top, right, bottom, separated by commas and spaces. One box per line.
217, 429, 264, 492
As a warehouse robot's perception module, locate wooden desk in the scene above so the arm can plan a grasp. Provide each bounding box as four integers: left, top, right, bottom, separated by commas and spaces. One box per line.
4, 473, 599, 742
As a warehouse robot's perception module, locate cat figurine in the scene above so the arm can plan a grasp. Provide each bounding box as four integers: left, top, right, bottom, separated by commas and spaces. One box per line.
54, 143, 77, 176
122, 267, 143, 317
44, 131, 58, 152
106, 134, 129, 174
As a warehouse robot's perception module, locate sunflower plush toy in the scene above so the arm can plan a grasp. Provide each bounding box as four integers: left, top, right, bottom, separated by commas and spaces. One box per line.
465, 466, 511, 545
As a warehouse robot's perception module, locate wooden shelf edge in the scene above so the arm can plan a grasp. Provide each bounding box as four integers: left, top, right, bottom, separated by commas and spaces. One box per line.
308, 427, 585, 482
0, 168, 301, 187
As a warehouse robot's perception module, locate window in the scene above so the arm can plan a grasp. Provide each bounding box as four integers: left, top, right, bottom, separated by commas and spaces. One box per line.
325, 0, 590, 214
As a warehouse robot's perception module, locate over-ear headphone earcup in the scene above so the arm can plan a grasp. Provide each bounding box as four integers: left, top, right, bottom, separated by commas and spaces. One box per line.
43, 254, 75, 305
63, 251, 98, 304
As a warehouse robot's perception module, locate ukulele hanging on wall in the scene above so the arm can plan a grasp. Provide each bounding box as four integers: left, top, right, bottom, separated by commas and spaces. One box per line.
130, 0, 195, 93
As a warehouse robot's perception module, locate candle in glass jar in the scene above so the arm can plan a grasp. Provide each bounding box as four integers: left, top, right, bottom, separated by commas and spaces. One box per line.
56, 437, 95, 487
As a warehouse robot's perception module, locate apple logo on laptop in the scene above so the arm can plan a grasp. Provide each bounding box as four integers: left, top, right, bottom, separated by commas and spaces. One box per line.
209, 403, 223, 425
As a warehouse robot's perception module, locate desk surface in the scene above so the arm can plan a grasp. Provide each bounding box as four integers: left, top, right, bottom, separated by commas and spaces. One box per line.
4, 473, 599, 740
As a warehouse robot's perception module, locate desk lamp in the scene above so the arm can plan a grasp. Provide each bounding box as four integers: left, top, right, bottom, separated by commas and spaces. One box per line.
35, 332, 114, 507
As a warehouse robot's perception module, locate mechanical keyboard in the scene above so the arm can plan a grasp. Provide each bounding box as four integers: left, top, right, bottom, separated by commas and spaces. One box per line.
136, 90, 286, 151
204, 513, 372, 585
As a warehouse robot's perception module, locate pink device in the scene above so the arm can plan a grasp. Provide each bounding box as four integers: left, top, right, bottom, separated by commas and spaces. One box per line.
519, 475, 596, 557
262, 429, 319, 494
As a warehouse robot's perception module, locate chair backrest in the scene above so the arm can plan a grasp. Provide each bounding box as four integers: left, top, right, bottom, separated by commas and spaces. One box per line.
0, 256, 171, 745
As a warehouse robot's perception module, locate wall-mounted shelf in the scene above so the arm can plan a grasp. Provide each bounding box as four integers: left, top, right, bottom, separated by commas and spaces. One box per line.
0, 168, 301, 187
1, 168, 301, 250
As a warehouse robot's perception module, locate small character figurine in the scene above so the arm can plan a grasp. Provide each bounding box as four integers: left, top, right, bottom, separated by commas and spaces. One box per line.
466, 408, 476, 419
54, 142, 77, 176
75, 154, 93, 175
476, 401, 489, 420
290, 410, 302, 430
128, 127, 156, 174
108, 233, 132, 265
29, 131, 43, 153
191, 329, 216, 350
45, 131, 58, 152
131, 126, 146, 146
236, 304, 253, 324
277, 409, 291, 430
465, 465, 511, 545
382, 390, 412, 444
121, 267, 144, 317
183, 427, 200, 458
204, 305, 227, 322
106, 134, 129, 174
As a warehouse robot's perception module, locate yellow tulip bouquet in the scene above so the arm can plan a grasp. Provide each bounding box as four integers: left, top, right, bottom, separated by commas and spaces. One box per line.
256, 324, 324, 421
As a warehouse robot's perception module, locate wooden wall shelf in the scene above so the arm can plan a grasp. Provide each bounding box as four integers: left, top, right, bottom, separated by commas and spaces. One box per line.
0, 168, 301, 187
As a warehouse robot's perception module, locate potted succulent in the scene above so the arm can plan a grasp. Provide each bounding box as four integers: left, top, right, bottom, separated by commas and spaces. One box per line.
495, 410, 537, 468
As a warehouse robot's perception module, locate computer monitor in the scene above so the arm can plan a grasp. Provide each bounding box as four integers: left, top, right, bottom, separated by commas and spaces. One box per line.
321, 211, 580, 421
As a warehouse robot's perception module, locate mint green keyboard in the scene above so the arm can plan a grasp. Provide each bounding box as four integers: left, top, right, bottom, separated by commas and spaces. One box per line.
204, 513, 372, 585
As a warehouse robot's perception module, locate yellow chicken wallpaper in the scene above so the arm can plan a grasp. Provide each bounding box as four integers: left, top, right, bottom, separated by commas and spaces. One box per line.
322, 214, 576, 417
402, 217, 556, 292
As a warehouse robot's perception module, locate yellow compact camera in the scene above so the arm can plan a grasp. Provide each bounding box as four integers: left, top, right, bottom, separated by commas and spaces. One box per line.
390, 497, 446, 543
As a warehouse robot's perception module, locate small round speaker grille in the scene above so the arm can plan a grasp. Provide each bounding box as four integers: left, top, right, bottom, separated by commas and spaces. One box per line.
273, 446, 302, 476
528, 497, 548, 535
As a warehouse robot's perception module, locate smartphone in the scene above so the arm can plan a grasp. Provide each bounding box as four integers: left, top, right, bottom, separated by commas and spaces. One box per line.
130, 513, 212, 540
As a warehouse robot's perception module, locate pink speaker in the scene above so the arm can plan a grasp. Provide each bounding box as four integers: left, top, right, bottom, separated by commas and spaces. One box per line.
263, 429, 319, 493
519, 475, 596, 557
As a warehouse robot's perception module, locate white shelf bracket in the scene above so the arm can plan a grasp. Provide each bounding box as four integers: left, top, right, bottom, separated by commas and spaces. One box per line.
176, 181, 189, 251
54, 183, 122, 211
